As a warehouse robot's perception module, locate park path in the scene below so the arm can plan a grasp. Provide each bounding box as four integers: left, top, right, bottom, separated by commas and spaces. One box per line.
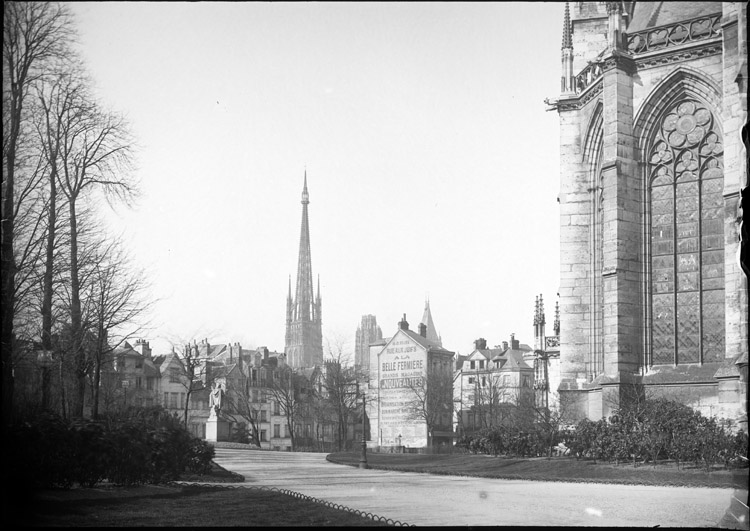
210, 448, 738, 527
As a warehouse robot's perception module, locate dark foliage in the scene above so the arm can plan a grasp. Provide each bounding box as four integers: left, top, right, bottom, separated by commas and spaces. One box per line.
457, 398, 748, 470
6, 406, 215, 489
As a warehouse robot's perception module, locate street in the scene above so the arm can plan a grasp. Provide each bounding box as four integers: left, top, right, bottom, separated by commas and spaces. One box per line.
211, 449, 737, 527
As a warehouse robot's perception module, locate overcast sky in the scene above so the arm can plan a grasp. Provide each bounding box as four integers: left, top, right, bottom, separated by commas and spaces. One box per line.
68, 1, 565, 357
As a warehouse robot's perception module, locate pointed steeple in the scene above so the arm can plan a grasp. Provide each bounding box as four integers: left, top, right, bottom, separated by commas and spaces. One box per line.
294, 173, 314, 322
420, 299, 442, 347
286, 171, 323, 368
301, 169, 309, 204
561, 2, 572, 50
539, 294, 546, 326
554, 299, 560, 337
561, 2, 575, 95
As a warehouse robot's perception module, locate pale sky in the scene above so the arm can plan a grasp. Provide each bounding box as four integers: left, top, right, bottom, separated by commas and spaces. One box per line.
68, 1, 565, 357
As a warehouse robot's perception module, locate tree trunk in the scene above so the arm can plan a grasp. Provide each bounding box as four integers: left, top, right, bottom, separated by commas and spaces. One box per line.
91, 327, 105, 419
183, 389, 192, 430
68, 199, 85, 417
59, 356, 67, 420
1, 78, 22, 431
287, 416, 296, 451
40, 162, 58, 410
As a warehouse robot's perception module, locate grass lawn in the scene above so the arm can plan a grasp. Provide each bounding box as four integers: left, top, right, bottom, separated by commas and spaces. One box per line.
25, 485, 393, 527
10, 461, 393, 528
328, 451, 749, 490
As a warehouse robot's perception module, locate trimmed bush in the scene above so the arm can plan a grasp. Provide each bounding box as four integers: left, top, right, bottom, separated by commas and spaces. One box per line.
7, 407, 216, 489
457, 399, 748, 469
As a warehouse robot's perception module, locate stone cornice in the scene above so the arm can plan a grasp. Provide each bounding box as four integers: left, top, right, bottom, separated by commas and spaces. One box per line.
554, 80, 603, 112
633, 38, 723, 70
601, 50, 637, 75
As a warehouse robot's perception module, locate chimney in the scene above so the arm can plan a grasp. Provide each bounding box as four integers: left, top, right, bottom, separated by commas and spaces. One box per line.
510, 333, 519, 350
399, 314, 409, 331
418, 323, 427, 338
134, 339, 151, 358
502, 341, 509, 351
474, 338, 487, 350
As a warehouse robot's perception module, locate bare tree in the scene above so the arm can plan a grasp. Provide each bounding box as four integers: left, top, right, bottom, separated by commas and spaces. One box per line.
79, 237, 153, 418
265, 366, 309, 451
3, 0, 73, 426
34, 59, 86, 354
320, 334, 361, 451
56, 92, 136, 417
405, 363, 454, 447
224, 375, 263, 447
464, 372, 521, 430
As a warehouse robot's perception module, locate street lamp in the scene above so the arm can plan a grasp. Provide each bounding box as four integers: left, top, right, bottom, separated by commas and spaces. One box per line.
359, 391, 369, 469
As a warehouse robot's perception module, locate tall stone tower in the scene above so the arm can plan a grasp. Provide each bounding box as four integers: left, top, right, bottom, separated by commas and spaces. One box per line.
549, 2, 747, 426
355, 315, 382, 371
285, 172, 323, 368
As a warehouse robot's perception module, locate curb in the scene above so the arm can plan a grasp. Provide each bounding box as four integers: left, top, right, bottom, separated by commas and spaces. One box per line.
325, 455, 747, 490
166, 481, 414, 527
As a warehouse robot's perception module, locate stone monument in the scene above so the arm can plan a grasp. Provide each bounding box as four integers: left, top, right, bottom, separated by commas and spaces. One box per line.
206, 382, 230, 442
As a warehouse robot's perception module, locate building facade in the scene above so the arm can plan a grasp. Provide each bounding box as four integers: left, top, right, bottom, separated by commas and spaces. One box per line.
453, 336, 535, 436
367, 315, 455, 448
285, 173, 323, 369
548, 2, 747, 428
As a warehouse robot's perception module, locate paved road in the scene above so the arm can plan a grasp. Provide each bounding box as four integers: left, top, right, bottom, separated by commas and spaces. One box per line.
212, 449, 737, 527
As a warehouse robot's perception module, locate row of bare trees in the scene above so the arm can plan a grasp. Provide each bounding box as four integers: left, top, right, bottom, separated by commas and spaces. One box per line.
215, 337, 368, 452
3, 2, 148, 426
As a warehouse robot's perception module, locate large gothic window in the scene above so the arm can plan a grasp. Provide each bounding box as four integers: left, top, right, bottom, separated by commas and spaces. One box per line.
648, 100, 724, 365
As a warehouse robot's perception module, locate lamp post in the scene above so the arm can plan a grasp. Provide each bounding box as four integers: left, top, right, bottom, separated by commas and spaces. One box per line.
359, 391, 369, 469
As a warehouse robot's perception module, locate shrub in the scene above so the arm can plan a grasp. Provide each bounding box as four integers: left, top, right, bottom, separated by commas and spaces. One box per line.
7, 408, 216, 489
187, 438, 215, 475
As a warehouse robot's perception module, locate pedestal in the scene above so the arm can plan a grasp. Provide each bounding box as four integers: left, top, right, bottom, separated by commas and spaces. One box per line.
206, 414, 230, 442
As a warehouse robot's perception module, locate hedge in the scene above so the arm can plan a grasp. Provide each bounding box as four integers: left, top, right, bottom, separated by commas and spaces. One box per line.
7, 406, 215, 489
457, 398, 748, 470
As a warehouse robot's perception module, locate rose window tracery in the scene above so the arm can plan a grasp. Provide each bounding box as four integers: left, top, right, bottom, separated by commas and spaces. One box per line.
648, 100, 724, 365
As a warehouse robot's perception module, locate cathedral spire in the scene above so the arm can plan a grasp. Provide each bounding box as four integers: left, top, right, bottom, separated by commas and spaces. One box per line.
286, 172, 323, 368
420, 299, 442, 347
302, 169, 309, 205
295, 173, 314, 322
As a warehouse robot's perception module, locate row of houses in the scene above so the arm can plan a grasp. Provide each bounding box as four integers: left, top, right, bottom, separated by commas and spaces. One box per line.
104, 323, 558, 451
362, 304, 561, 448
108, 338, 364, 451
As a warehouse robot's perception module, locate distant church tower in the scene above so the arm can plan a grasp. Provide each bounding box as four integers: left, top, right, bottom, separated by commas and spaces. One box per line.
355, 315, 382, 371
420, 299, 442, 346
285, 172, 323, 368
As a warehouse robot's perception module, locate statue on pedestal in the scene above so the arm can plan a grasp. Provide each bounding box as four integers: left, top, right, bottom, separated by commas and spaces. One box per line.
209, 382, 224, 418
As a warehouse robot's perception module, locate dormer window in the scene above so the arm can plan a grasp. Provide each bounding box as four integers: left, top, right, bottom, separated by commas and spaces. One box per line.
470, 361, 475, 369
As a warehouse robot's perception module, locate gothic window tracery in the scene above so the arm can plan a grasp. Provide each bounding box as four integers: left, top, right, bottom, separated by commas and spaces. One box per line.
648, 100, 724, 365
